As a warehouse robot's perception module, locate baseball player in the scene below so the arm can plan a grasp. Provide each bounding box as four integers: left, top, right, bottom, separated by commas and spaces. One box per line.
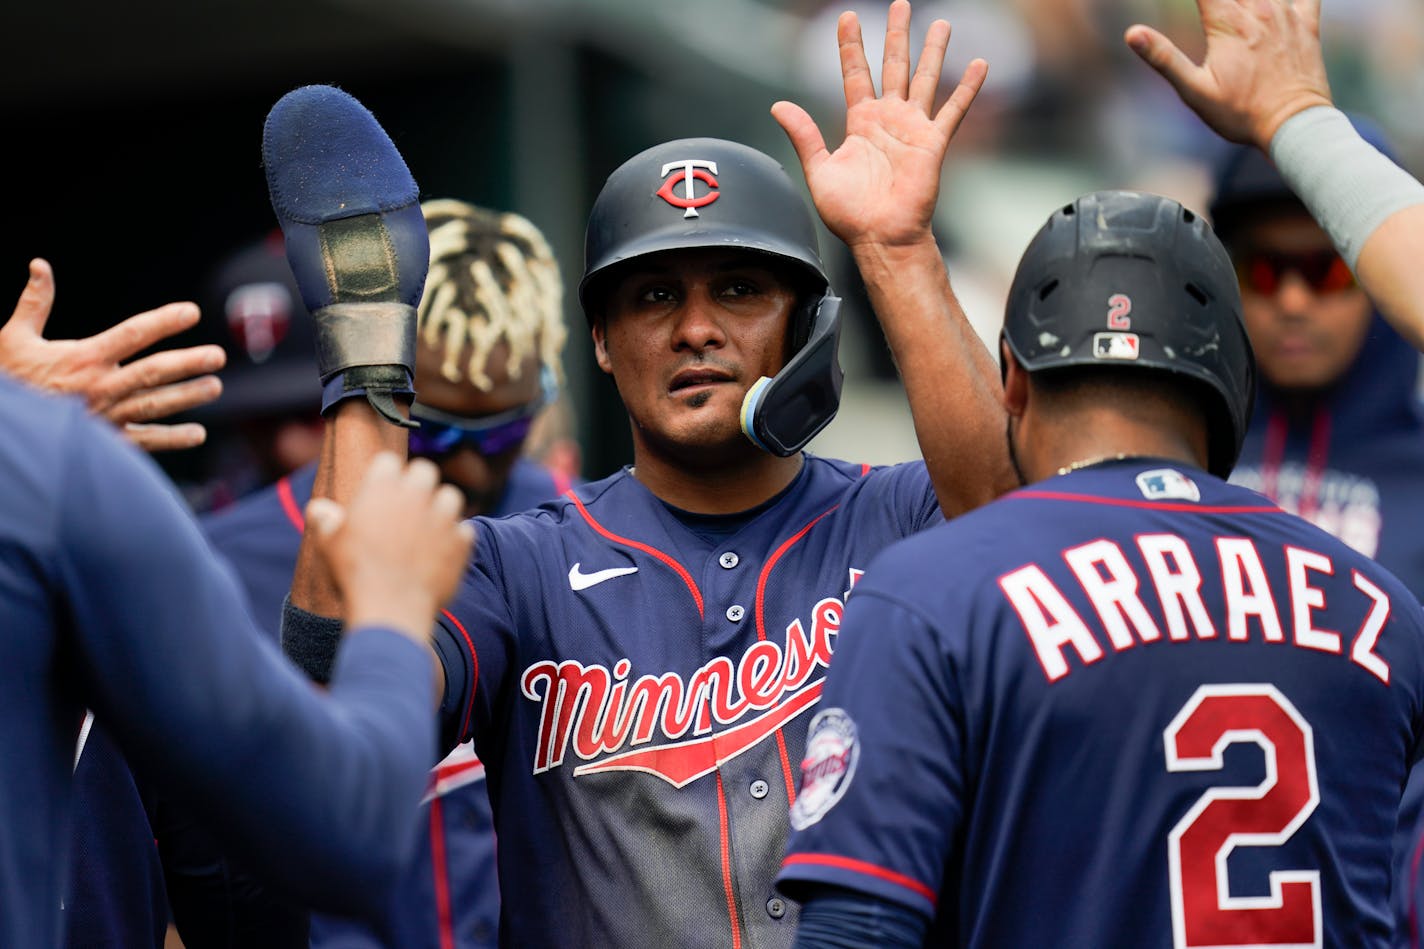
777, 189, 1424, 948
0, 359, 474, 948
1125, 0, 1424, 351
279, 3, 1015, 946
201, 198, 574, 949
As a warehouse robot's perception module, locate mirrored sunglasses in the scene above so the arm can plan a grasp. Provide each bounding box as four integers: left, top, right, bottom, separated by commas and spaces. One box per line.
1234, 247, 1356, 296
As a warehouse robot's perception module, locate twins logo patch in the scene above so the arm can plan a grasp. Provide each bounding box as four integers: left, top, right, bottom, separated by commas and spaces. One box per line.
1093, 331, 1139, 361
789, 708, 860, 830
1136, 468, 1200, 502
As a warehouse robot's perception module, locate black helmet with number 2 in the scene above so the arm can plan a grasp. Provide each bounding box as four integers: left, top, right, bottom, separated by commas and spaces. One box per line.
578, 137, 844, 458
1001, 190, 1256, 479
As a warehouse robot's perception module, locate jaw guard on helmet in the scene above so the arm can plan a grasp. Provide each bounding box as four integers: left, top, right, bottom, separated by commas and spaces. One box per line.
578, 137, 842, 457
1001, 190, 1256, 479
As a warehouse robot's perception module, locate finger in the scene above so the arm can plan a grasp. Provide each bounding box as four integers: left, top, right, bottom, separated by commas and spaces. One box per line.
305, 497, 347, 538
837, 10, 876, 108
103, 375, 223, 424
403, 456, 442, 494
360, 451, 405, 496
89, 302, 202, 363
770, 101, 831, 180
933, 58, 989, 141
6, 258, 57, 334
122, 422, 209, 453
909, 19, 951, 114
1124, 24, 1204, 98
880, 0, 913, 101
431, 482, 466, 523
89, 345, 226, 407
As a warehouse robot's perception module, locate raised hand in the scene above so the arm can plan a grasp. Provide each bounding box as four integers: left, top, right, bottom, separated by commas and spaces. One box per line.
305, 453, 474, 643
0, 259, 226, 451
771, 0, 987, 253
1125, 0, 1332, 149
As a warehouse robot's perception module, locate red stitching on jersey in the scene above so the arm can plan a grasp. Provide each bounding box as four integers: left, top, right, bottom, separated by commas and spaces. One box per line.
276, 475, 304, 532
716, 771, 744, 949
442, 608, 480, 742
429, 797, 455, 949
1012, 490, 1282, 514
781, 853, 938, 905
755, 504, 841, 805
565, 489, 705, 618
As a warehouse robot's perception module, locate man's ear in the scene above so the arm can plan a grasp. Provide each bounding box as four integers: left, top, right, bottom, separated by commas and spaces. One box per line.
1000, 338, 1029, 417
591, 317, 613, 376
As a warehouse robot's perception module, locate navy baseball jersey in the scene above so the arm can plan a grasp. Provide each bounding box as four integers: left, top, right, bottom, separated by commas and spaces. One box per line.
0, 374, 436, 949
202, 456, 569, 949
778, 459, 1424, 948
423, 456, 938, 948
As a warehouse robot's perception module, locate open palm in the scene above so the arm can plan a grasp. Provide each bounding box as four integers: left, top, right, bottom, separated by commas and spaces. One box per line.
773, 1, 986, 251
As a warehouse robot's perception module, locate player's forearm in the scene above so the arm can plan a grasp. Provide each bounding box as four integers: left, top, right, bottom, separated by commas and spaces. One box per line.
1267, 107, 1424, 352
289, 399, 409, 616
853, 238, 1017, 517
1356, 207, 1424, 352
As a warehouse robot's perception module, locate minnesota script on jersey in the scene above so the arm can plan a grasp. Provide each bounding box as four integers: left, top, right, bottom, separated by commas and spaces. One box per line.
779, 460, 1424, 948
431, 456, 938, 948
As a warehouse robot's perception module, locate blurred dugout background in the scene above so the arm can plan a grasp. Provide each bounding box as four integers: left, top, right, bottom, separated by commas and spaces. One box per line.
2, 0, 1421, 482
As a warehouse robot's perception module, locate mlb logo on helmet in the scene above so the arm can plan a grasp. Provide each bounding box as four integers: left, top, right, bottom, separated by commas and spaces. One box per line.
657, 159, 721, 218
1093, 332, 1140, 360
790, 708, 861, 830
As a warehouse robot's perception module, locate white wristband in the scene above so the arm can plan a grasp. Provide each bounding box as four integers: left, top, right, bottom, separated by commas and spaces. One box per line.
1269, 106, 1424, 269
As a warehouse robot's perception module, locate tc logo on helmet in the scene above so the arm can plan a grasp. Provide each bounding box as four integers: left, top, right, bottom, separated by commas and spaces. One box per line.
657, 160, 720, 218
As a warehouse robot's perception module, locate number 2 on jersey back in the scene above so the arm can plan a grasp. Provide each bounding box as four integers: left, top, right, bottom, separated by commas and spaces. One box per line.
1164, 684, 1321, 949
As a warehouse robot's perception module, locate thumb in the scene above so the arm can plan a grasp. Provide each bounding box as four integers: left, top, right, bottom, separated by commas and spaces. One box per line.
8, 259, 56, 334
770, 100, 830, 180
304, 497, 347, 539
1124, 24, 1200, 96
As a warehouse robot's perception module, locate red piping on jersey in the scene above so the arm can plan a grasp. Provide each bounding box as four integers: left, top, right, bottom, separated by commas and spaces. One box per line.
715, 771, 744, 949
277, 475, 304, 531
549, 465, 572, 496
429, 797, 455, 949
564, 489, 705, 618
442, 608, 480, 742
755, 504, 841, 806
781, 853, 938, 905
1012, 490, 1282, 514
860, 462, 871, 477
1261, 407, 1332, 520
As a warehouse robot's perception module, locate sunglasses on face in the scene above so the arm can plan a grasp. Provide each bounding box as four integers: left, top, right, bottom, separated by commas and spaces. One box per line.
1233, 247, 1357, 296
408, 366, 557, 459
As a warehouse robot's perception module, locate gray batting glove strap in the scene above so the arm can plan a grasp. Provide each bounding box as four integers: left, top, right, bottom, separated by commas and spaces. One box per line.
281, 594, 343, 685
315, 302, 419, 428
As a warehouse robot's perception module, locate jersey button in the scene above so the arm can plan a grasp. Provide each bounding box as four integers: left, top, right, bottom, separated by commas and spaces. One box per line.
719, 551, 739, 569
766, 897, 787, 919
749, 779, 769, 799
726, 604, 746, 623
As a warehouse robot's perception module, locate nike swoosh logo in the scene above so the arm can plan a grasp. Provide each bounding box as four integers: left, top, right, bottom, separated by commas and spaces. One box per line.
568, 563, 639, 591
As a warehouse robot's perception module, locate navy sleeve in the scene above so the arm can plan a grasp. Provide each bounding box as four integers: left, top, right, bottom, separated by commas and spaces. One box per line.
777, 590, 963, 919
434, 519, 517, 753
790, 888, 928, 949
55, 416, 438, 915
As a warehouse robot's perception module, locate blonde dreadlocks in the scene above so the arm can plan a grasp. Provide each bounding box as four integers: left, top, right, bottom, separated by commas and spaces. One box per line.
417, 199, 566, 392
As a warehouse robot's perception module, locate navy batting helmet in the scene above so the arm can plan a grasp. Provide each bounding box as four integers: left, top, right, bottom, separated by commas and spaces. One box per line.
578, 138, 843, 457
1002, 190, 1255, 478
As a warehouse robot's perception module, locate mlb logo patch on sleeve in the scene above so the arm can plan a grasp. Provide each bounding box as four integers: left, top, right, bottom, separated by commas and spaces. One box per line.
1136, 468, 1200, 502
